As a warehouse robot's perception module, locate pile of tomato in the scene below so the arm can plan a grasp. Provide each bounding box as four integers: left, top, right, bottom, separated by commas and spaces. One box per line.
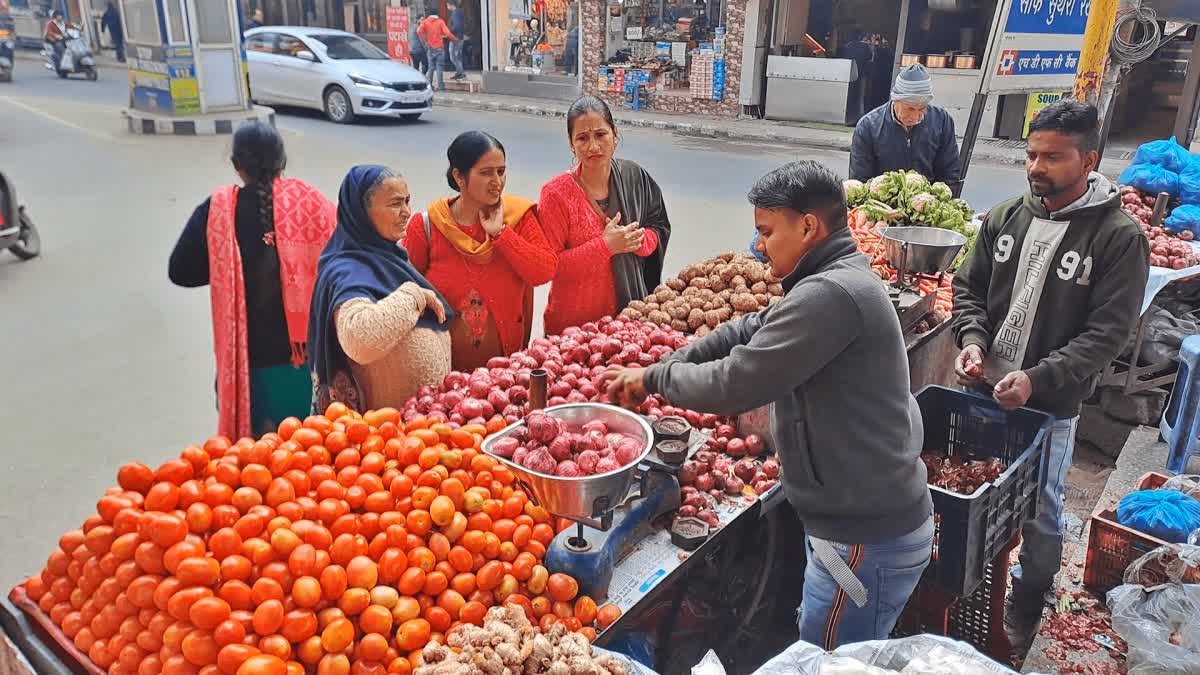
21, 404, 620, 675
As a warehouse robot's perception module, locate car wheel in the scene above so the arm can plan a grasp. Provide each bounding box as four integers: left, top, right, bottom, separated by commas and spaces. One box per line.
324, 86, 354, 124
402, 114, 422, 122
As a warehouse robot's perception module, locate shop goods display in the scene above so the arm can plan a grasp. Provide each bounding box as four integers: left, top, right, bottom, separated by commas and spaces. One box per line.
620, 252, 784, 335
1119, 185, 1200, 270
21, 411, 610, 675
843, 171, 976, 264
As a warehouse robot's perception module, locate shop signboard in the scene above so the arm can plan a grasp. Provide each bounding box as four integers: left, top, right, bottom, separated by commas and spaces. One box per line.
979, 0, 1090, 95
385, 5, 410, 62
1023, 91, 1064, 137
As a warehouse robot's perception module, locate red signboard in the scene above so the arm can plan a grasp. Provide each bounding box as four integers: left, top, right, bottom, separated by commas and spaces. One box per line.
385, 5, 411, 63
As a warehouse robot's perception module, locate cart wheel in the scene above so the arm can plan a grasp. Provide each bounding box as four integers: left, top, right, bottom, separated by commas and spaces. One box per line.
9, 209, 41, 260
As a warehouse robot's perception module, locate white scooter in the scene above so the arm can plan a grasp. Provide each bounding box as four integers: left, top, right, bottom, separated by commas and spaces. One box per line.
42, 27, 96, 80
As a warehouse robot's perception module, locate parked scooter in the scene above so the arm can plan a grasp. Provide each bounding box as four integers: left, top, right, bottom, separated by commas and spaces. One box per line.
42, 26, 96, 80
0, 172, 42, 261
0, 14, 15, 82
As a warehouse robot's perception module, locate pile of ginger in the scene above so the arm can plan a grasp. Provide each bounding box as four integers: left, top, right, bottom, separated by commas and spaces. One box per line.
416, 605, 631, 675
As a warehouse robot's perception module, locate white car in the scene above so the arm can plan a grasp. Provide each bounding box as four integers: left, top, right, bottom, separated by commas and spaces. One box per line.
244, 26, 432, 123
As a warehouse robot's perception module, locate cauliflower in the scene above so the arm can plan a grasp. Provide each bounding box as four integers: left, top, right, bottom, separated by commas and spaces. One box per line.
909, 192, 937, 213
929, 181, 953, 201
843, 179, 867, 204
869, 174, 890, 196
903, 171, 929, 192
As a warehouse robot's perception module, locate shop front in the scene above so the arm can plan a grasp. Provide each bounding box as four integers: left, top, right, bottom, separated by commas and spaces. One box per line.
581, 0, 746, 115
482, 0, 581, 101
749, 0, 1009, 133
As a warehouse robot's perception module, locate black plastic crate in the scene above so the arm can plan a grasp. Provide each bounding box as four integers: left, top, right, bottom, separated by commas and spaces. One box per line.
916, 385, 1052, 596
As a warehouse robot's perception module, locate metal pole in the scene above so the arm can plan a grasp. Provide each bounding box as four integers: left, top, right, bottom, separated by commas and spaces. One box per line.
1072, 0, 1120, 104
891, 0, 911, 84
1172, 35, 1200, 145
957, 92, 988, 189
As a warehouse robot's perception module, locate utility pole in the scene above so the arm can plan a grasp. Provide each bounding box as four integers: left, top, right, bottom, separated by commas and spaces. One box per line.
1072, 0, 1137, 159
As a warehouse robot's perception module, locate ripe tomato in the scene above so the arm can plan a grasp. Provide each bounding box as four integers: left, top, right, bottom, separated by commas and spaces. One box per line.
346, 556, 378, 590
596, 604, 621, 629
394, 618, 430, 652
320, 565, 348, 601
358, 604, 392, 635
291, 577, 322, 609
189, 597, 232, 631
320, 617, 354, 653
236, 654, 287, 675
117, 463, 155, 494
279, 609, 318, 643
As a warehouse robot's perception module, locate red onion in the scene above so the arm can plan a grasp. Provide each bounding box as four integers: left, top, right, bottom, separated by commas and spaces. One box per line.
595, 456, 620, 474
761, 458, 780, 479
733, 458, 758, 484
726, 438, 747, 458
724, 476, 745, 495
576, 450, 600, 475
694, 473, 715, 492
677, 505, 698, 519
745, 434, 765, 456
490, 437, 520, 459
548, 437, 573, 462
678, 461, 701, 486
468, 378, 491, 399
555, 461, 582, 477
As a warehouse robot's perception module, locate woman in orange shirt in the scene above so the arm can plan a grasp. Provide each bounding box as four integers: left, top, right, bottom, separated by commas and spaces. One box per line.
405, 131, 557, 371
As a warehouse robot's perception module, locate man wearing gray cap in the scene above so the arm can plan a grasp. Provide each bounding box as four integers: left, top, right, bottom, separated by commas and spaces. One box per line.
849, 64, 963, 196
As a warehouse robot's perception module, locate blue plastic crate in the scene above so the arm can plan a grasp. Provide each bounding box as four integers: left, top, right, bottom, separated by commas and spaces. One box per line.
916, 385, 1052, 596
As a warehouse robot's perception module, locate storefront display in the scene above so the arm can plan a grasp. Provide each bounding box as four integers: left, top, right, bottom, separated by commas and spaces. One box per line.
494, 0, 577, 76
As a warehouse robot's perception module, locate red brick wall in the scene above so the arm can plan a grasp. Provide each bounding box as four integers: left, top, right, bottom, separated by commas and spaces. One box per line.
580, 0, 747, 117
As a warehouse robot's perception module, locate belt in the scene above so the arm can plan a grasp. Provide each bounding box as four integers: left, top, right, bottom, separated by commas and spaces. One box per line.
809, 537, 869, 608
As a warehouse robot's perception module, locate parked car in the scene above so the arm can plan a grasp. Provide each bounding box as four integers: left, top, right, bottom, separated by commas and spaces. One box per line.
244, 26, 432, 123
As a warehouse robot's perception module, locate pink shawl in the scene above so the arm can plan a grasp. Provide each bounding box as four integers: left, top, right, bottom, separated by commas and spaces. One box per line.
206, 178, 336, 439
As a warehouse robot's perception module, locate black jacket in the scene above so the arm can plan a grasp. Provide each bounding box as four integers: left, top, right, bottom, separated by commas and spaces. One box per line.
952, 174, 1149, 418
850, 103, 963, 196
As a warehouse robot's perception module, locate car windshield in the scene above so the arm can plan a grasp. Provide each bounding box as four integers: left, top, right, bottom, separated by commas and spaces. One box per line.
309, 33, 388, 60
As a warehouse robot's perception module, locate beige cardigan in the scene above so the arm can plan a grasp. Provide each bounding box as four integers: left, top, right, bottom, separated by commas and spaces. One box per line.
335, 282, 451, 411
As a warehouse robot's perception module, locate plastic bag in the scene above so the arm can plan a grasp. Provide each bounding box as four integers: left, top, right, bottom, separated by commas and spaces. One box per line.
1117, 489, 1200, 543
1179, 164, 1200, 206
1162, 474, 1200, 500
593, 646, 661, 675
1164, 204, 1200, 236
750, 635, 1031, 674
691, 650, 727, 675
1108, 581, 1200, 674
1133, 136, 1195, 174
1119, 163, 1182, 197
1132, 306, 1199, 366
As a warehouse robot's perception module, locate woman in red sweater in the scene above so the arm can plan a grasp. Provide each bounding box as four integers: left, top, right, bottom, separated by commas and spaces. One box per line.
539, 96, 673, 336
406, 131, 557, 371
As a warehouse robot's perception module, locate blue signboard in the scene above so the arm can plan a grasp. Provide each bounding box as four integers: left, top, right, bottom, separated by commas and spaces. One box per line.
981, 0, 1091, 94
1003, 0, 1091, 36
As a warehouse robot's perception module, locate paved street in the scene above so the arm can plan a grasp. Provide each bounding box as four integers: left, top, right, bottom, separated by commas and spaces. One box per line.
0, 63, 1032, 588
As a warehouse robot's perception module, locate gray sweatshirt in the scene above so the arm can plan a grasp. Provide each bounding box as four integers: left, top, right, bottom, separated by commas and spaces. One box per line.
644, 229, 932, 544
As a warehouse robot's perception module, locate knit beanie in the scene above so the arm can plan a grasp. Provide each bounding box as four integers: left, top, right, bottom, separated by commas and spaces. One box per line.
892, 64, 933, 104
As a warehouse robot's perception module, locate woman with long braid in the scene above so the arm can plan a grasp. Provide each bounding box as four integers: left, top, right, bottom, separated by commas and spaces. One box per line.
170, 122, 337, 438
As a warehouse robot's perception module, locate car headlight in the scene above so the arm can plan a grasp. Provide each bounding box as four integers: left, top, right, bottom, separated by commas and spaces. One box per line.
349, 74, 385, 91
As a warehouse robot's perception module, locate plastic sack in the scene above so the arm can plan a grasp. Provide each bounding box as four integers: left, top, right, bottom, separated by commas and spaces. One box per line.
1107, 581, 1200, 674
1132, 306, 1199, 366
1120, 163, 1182, 197
750, 635, 1032, 674
691, 650, 727, 675
1164, 204, 1200, 236
1133, 136, 1195, 174
1117, 489, 1200, 543
593, 646, 661, 675
1179, 164, 1200, 206
1162, 474, 1200, 500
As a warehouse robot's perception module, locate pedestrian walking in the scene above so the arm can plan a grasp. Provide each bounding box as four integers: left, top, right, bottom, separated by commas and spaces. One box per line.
408, 16, 427, 75
100, 2, 125, 63
951, 100, 1150, 654
538, 96, 672, 336
404, 131, 556, 372
448, 0, 467, 80
417, 9, 456, 91
308, 165, 452, 413
169, 122, 336, 438
604, 160, 934, 649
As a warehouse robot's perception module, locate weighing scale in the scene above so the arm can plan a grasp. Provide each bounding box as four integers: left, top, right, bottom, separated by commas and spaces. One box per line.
481, 398, 698, 600
879, 226, 967, 334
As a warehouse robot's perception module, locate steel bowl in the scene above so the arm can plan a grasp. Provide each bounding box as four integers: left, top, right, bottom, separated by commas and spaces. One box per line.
481, 403, 654, 522
880, 226, 967, 277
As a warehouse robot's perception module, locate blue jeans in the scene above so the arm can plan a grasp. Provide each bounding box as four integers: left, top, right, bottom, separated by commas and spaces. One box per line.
449, 39, 464, 77
798, 514, 934, 649
427, 47, 446, 90
1010, 416, 1079, 613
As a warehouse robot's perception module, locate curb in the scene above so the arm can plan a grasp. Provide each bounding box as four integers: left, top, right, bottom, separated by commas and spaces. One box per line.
125, 105, 276, 136
433, 93, 1031, 168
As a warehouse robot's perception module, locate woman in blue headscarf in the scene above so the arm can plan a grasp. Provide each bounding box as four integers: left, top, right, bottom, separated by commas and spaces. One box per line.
308, 165, 452, 413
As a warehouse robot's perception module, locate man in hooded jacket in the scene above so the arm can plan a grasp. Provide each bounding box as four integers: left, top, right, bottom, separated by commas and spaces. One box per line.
951, 99, 1149, 652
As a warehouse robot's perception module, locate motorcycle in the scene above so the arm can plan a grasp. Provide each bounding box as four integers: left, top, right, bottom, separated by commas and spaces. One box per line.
42, 26, 96, 80
0, 15, 14, 82
0, 172, 42, 261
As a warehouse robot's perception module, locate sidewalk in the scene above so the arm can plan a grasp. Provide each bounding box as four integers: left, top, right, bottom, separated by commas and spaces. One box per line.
433, 88, 1135, 175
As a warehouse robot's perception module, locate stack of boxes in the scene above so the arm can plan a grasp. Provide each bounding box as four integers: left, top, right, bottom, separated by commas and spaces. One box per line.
689, 52, 714, 100
712, 27, 727, 101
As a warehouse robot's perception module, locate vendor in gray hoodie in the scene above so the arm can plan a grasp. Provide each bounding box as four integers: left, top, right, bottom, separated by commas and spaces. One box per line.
604, 160, 934, 649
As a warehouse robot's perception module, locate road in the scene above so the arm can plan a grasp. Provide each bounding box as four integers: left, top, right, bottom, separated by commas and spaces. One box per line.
0, 63, 1031, 589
